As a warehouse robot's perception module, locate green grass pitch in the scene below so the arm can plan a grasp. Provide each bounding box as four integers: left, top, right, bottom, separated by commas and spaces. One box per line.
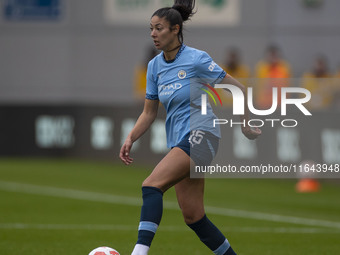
1, 158, 340, 254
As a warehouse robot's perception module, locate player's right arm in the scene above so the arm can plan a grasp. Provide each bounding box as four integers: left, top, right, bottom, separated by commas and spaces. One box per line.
120, 98, 159, 165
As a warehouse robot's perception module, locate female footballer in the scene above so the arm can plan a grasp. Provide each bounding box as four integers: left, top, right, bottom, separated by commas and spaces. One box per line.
120, 1, 261, 254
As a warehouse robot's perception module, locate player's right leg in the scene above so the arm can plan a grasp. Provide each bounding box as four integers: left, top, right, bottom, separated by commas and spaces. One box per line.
131, 147, 191, 255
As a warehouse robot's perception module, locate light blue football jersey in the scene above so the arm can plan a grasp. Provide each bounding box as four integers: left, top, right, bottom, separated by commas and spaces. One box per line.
146, 45, 226, 148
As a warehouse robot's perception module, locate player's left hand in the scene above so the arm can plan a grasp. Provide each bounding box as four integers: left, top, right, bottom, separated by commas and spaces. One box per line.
241, 126, 262, 140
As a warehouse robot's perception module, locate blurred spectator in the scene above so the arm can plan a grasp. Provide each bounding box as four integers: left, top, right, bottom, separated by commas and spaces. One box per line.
255, 44, 291, 108
223, 47, 250, 79
134, 45, 159, 100
221, 47, 250, 107
332, 63, 340, 109
334, 64, 340, 78
302, 55, 333, 110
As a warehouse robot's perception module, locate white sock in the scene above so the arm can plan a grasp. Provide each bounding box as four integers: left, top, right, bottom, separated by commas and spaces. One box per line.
131, 244, 150, 255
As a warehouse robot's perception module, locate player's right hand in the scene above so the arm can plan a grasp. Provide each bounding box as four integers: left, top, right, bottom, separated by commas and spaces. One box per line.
119, 139, 134, 165
241, 126, 262, 140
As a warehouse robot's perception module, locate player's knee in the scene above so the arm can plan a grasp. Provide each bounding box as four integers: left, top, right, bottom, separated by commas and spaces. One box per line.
142, 178, 153, 188
181, 208, 205, 225
142, 178, 166, 192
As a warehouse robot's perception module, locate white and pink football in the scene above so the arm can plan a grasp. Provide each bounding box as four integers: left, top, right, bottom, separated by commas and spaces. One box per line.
88, 246, 120, 255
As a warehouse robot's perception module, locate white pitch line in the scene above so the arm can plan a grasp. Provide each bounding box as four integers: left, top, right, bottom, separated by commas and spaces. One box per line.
203, 205, 340, 230
0, 180, 142, 206
0, 223, 339, 234
1, 180, 340, 230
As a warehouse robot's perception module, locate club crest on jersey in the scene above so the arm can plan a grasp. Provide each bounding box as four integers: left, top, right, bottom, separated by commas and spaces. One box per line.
178, 70, 187, 79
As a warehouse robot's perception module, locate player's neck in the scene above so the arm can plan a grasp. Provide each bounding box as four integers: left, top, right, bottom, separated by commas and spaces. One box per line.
163, 42, 182, 61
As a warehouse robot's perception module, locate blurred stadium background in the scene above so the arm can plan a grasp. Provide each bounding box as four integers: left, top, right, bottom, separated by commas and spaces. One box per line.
0, 0, 340, 254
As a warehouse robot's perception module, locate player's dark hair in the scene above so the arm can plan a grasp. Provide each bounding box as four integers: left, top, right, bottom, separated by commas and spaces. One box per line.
152, 0, 196, 44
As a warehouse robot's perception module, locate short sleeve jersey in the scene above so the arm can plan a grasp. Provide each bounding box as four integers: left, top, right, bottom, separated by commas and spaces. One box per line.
146, 45, 226, 148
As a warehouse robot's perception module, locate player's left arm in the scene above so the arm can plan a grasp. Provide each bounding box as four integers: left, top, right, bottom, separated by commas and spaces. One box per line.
221, 74, 262, 140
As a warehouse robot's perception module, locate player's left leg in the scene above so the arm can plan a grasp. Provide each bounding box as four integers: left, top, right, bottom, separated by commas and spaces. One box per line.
175, 176, 237, 255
